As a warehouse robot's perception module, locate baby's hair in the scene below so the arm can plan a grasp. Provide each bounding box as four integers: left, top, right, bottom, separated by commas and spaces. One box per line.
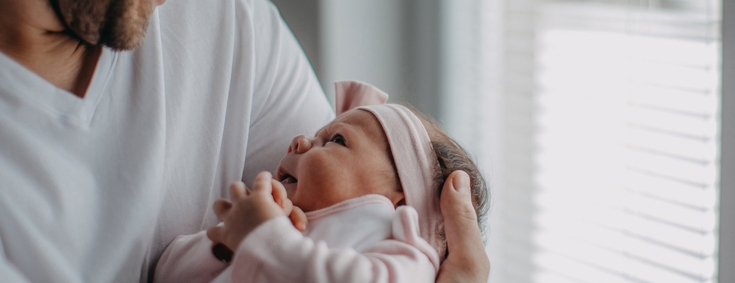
409, 108, 490, 259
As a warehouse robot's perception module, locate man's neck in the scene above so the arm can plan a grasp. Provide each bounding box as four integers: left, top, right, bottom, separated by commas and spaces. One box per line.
0, 7, 101, 99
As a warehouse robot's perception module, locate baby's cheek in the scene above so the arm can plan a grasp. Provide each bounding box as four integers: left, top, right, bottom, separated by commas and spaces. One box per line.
298, 150, 356, 209
300, 152, 337, 186
284, 183, 297, 201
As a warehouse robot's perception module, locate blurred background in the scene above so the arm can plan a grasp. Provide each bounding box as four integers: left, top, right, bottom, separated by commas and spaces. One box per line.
269, 0, 732, 282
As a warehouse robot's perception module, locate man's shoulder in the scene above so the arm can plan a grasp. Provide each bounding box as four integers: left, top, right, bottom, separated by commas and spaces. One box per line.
152, 0, 282, 62
155, 0, 273, 29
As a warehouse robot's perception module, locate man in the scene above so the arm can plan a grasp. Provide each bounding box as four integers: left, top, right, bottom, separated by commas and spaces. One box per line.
0, 0, 489, 282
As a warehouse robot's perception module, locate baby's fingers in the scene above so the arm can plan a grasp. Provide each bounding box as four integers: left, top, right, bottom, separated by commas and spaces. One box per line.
213, 199, 232, 219
271, 179, 292, 215
206, 225, 226, 244
289, 206, 308, 231
229, 181, 247, 200
252, 171, 273, 194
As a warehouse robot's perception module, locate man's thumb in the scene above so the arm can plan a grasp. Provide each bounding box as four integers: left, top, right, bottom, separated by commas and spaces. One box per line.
440, 171, 479, 248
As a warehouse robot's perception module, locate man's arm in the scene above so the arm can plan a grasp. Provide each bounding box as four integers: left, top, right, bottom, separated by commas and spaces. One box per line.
153, 232, 230, 283
236, 0, 334, 186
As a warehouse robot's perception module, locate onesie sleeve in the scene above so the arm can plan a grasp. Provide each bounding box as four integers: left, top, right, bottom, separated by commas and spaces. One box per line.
153, 231, 230, 283
231, 208, 439, 283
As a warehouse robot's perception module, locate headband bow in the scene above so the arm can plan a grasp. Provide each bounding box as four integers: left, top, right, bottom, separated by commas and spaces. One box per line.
334, 81, 444, 256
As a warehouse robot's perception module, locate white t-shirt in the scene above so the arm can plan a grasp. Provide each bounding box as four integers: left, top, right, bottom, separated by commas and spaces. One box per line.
0, 0, 334, 282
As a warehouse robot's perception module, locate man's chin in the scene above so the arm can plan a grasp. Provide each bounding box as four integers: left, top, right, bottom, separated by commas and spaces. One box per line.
99, 25, 148, 51
55, 0, 155, 51
100, 0, 155, 51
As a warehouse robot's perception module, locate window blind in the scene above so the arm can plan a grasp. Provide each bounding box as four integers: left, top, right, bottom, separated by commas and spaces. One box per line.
531, 1, 722, 283
484, 0, 722, 282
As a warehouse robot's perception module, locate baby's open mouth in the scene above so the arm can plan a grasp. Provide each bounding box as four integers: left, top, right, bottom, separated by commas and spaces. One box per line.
277, 168, 298, 184
281, 174, 298, 184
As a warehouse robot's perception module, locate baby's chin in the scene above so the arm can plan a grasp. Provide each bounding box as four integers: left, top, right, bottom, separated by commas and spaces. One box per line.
291, 198, 314, 213
283, 183, 310, 211
289, 193, 321, 213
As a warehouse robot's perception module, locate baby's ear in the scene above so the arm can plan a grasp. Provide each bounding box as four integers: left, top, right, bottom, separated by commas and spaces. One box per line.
334, 81, 389, 115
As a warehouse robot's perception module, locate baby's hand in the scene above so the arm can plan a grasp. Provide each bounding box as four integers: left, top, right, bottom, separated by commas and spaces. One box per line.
207, 171, 305, 252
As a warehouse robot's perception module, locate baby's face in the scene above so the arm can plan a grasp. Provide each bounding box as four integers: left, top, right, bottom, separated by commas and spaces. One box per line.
275, 109, 404, 212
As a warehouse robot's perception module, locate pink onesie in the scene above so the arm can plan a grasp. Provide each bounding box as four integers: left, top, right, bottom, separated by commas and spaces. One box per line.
154, 194, 440, 283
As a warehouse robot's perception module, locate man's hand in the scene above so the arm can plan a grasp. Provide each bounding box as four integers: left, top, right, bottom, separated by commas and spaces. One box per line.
436, 170, 490, 283
206, 171, 307, 252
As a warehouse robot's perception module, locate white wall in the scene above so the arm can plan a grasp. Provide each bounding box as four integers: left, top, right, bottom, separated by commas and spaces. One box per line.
270, 0, 322, 83
319, 0, 406, 106
273, 0, 452, 124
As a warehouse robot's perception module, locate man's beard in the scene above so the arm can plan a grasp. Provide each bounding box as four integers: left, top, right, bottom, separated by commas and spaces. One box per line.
53, 0, 156, 50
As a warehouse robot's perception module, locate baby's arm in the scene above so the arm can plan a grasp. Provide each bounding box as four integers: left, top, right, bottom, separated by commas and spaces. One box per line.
153, 231, 230, 283
154, 172, 305, 283
205, 172, 293, 251
159, 171, 437, 283
229, 207, 439, 283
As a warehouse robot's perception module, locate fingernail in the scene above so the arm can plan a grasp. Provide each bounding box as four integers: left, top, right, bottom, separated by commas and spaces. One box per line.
452, 171, 470, 195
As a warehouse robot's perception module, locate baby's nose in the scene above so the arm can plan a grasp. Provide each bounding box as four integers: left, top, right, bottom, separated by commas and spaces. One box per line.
288, 135, 313, 154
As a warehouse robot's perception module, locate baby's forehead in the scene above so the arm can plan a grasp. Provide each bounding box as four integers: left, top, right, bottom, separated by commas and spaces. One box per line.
320, 109, 385, 135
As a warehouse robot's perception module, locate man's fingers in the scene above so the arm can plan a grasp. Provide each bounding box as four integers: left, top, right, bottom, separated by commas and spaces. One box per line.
441, 171, 481, 249
252, 171, 273, 194
439, 170, 489, 281
289, 206, 308, 231
213, 199, 232, 219
229, 181, 247, 200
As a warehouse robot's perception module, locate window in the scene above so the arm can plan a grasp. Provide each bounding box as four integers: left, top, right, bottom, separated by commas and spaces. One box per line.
485, 1, 722, 282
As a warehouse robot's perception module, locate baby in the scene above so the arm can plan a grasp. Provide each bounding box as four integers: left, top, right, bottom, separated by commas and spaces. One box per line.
154, 81, 488, 283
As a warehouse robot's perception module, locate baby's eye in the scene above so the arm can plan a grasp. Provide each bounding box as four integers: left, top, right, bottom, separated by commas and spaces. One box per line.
329, 134, 346, 146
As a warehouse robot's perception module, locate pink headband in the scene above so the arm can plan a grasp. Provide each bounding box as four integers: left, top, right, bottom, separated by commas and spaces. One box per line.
335, 81, 444, 254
